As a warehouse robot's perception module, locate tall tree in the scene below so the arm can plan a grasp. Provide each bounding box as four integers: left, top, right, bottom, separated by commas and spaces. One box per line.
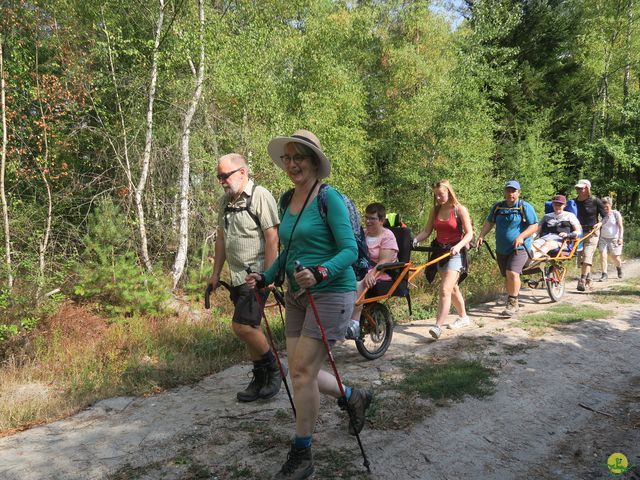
172, 0, 205, 289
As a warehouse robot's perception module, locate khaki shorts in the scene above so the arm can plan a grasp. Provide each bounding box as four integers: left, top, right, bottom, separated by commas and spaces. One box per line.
598, 237, 623, 257
284, 290, 356, 343
577, 231, 599, 266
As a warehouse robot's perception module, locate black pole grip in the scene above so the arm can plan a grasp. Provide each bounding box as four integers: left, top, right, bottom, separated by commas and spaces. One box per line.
204, 284, 213, 309
294, 260, 303, 273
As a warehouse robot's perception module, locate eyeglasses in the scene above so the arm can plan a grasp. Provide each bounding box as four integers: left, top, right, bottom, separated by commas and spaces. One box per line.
280, 154, 310, 164
365, 216, 381, 222
217, 167, 242, 181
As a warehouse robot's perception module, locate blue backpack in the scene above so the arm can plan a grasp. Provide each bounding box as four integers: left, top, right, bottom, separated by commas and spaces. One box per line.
280, 184, 372, 281
544, 199, 577, 216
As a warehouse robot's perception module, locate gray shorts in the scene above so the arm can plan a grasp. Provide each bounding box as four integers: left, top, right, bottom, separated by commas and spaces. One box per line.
496, 250, 529, 276
578, 231, 599, 266
284, 290, 356, 343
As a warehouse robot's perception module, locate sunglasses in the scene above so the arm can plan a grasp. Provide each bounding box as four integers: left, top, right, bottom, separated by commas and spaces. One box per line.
280, 154, 310, 164
217, 167, 242, 181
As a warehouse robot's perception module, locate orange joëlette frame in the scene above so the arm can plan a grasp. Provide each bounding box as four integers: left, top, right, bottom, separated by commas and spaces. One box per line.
528, 225, 601, 264
355, 250, 452, 306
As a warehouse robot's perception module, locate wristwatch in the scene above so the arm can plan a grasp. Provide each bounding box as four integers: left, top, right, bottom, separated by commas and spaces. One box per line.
309, 265, 329, 284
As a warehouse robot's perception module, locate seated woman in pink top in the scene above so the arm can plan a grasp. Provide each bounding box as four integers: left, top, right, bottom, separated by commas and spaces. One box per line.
346, 203, 398, 338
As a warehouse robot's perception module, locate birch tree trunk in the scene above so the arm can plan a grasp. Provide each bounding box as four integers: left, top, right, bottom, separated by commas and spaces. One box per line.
172, 0, 206, 290
0, 34, 13, 291
135, 0, 165, 273
35, 45, 53, 302
102, 6, 134, 209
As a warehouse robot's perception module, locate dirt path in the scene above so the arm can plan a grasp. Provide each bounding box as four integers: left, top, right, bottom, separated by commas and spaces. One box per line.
1, 261, 639, 480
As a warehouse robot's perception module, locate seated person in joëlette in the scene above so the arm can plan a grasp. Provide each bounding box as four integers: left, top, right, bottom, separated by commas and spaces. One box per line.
532, 194, 582, 256
346, 202, 398, 339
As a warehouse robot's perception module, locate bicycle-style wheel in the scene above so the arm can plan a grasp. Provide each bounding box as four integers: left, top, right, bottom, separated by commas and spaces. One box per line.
355, 303, 393, 360
545, 264, 566, 302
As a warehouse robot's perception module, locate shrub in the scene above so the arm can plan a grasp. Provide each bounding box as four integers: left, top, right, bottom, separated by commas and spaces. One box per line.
73, 199, 169, 317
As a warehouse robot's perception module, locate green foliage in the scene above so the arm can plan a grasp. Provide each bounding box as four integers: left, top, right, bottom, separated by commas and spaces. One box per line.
0, 324, 19, 342
73, 199, 169, 317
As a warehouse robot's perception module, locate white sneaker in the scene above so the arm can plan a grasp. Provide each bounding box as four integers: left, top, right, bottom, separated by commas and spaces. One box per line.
448, 316, 471, 330
345, 319, 360, 340
428, 325, 442, 339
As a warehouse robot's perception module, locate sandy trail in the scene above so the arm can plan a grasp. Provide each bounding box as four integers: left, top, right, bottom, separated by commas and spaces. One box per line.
1, 260, 639, 480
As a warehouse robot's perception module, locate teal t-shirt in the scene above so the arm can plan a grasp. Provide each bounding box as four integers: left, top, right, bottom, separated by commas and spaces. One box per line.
264, 186, 357, 293
487, 200, 538, 255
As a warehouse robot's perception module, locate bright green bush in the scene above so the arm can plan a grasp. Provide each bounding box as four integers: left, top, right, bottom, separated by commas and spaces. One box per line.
73, 199, 169, 317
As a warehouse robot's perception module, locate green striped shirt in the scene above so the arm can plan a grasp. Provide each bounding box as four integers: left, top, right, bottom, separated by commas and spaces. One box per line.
217, 180, 279, 286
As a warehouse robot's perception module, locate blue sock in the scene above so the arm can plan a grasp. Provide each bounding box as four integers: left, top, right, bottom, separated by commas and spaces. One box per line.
294, 435, 312, 449
344, 386, 352, 401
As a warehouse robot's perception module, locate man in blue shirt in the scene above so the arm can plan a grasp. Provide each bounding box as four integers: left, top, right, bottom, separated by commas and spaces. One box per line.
477, 180, 539, 316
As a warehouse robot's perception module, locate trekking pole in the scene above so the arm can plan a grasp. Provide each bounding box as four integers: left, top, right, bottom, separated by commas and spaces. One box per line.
245, 268, 296, 418
293, 261, 371, 472
483, 240, 497, 261
272, 287, 287, 328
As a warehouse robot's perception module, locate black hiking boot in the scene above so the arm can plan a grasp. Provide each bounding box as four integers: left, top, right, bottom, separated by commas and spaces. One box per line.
259, 360, 285, 400
273, 444, 314, 480
236, 366, 267, 402
338, 388, 373, 435
617, 266, 623, 278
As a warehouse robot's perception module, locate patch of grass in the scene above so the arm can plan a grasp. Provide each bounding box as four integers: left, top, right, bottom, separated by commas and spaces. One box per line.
397, 358, 496, 401
367, 392, 433, 430
314, 446, 366, 479
517, 304, 610, 335
590, 292, 638, 304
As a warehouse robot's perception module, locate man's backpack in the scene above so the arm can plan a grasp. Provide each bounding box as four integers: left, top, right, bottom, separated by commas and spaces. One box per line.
223, 183, 262, 231
491, 200, 530, 225
280, 184, 372, 281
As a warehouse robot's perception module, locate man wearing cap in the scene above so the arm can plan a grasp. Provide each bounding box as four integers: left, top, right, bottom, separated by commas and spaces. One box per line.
207, 153, 282, 402
477, 180, 538, 316
574, 179, 605, 291
532, 195, 582, 255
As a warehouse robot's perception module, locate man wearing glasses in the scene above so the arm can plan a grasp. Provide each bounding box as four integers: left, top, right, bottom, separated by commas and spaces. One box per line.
207, 153, 281, 402
574, 179, 605, 291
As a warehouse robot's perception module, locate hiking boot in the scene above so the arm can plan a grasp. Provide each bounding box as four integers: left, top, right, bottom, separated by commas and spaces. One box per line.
259, 360, 285, 400
617, 266, 623, 279
338, 388, 373, 435
274, 444, 314, 480
448, 316, 471, 330
429, 325, 442, 339
576, 279, 586, 292
598, 272, 608, 282
500, 297, 519, 317
236, 366, 266, 402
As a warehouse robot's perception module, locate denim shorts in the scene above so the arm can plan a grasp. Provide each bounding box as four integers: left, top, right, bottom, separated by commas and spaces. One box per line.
437, 253, 464, 273
284, 290, 356, 343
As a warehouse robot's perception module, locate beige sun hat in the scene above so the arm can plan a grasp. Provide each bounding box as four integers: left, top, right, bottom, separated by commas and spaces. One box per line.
267, 129, 331, 179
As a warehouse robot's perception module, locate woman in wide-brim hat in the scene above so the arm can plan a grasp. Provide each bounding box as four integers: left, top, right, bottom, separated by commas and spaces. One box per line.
247, 129, 372, 479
